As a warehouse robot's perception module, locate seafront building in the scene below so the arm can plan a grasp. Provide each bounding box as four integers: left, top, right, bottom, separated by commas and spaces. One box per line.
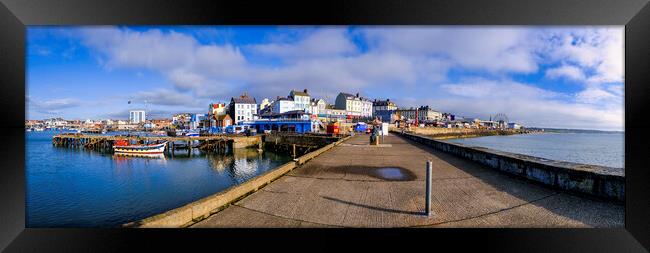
372, 99, 399, 123
323, 105, 347, 120
172, 113, 192, 129
372, 99, 397, 115
310, 98, 327, 116
396, 107, 418, 122
129, 110, 146, 124
271, 97, 296, 114
229, 93, 257, 125
289, 89, 311, 113
417, 106, 442, 122
27, 88, 470, 133
335, 92, 373, 119
268, 89, 313, 115
508, 122, 522, 129
190, 114, 207, 130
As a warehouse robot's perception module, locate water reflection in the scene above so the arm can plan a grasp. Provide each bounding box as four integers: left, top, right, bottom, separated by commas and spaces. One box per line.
205, 148, 265, 183
27, 131, 293, 227
113, 153, 166, 160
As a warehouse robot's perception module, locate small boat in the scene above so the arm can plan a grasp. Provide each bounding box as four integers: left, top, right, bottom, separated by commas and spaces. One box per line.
186, 132, 200, 137
152, 130, 166, 136
113, 140, 168, 154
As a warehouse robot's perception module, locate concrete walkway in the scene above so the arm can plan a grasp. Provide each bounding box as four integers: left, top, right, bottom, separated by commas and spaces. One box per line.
192, 134, 623, 228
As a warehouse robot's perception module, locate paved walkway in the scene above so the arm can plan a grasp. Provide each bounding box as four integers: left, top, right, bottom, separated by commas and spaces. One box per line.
192, 134, 623, 228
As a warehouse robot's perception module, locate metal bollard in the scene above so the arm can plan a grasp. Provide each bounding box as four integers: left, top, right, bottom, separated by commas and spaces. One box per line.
425, 160, 432, 216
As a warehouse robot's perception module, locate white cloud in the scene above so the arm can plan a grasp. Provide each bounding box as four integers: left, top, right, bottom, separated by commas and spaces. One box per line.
545, 65, 586, 81
539, 27, 624, 84
575, 88, 619, 104
250, 28, 357, 59
28, 97, 81, 110
133, 89, 200, 107
433, 78, 622, 131
361, 27, 539, 73
441, 79, 561, 99
60, 26, 623, 130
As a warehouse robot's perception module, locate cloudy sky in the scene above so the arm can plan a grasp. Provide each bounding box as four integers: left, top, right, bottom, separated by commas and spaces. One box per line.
27, 26, 623, 131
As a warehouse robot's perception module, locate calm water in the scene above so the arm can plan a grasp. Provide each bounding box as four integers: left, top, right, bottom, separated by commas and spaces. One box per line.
446, 132, 624, 169
26, 131, 292, 227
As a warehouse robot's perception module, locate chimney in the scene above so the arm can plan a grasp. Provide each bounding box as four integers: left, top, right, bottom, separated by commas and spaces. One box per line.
356, 93, 359, 97
387, 98, 390, 102
304, 89, 308, 93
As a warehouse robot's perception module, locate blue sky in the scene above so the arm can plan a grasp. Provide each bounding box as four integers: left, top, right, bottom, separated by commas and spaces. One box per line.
26, 26, 624, 131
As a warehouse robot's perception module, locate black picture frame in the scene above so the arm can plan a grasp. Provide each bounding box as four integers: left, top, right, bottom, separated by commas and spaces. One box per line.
1, 0, 649, 252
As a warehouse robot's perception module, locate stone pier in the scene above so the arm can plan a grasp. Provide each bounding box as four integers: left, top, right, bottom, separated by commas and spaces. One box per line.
191, 134, 623, 228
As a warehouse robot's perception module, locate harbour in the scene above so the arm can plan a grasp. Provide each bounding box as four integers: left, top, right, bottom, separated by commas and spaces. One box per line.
27, 131, 294, 227
28, 126, 625, 228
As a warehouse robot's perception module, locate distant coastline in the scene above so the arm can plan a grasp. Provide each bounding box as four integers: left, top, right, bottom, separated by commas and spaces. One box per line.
525, 127, 623, 134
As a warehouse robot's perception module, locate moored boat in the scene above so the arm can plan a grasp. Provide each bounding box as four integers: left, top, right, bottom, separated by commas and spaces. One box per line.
112, 140, 168, 154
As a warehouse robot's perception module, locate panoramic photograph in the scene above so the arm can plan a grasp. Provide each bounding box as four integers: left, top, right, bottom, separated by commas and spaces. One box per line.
25, 26, 624, 228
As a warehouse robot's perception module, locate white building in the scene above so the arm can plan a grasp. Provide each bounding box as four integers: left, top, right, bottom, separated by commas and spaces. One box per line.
324, 106, 347, 117
372, 99, 397, 115
289, 89, 311, 113
508, 122, 522, 129
310, 98, 327, 116
417, 106, 442, 122
335, 92, 373, 118
44, 118, 67, 127
271, 97, 295, 114
129, 110, 146, 124
229, 93, 257, 124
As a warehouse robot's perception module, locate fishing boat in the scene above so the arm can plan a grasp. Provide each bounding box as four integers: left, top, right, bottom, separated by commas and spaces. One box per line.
112, 140, 168, 154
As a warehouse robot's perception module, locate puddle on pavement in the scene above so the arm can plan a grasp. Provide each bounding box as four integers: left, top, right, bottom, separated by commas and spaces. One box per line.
375, 168, 408, 180
323, 165, 417, 181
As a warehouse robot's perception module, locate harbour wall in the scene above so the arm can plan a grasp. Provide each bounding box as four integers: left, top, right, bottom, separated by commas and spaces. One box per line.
124, 135, 352, 228
395, 131, 625, 202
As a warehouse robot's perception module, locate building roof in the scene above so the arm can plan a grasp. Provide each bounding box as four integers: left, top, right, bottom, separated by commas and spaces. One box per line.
338, 92, 372, 102
290, 89, 310, 97
339, 92, 355, 99
373, 99, 396, 106
231, 95, 257, 104
276, 97, 293, 101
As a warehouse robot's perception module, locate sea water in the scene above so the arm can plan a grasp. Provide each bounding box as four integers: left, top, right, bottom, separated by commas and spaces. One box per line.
26, 130, 292, 227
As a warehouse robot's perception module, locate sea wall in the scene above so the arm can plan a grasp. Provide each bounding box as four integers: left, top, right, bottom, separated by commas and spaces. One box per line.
124, 135, 351, 228
395, 131, 624, 201
231, 136, 262, 149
